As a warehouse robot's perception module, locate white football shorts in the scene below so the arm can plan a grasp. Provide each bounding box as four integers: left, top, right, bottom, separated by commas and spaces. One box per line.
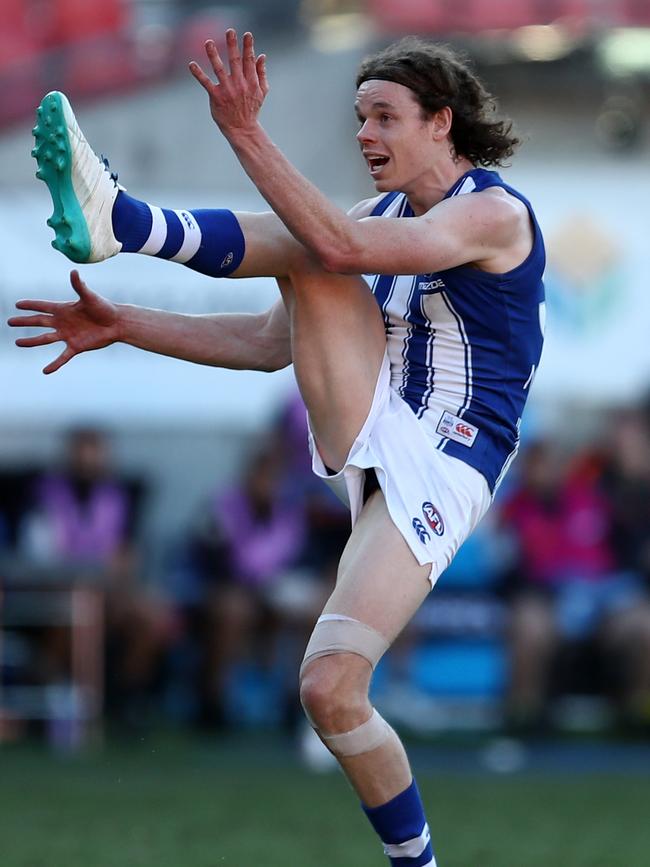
308, 351, 492, 587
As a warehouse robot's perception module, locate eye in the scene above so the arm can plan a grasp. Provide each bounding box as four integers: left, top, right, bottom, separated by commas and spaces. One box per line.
380, 113, 392, 123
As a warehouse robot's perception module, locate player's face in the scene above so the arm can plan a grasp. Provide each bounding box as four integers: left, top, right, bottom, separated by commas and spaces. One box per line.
355, 80, 440, 192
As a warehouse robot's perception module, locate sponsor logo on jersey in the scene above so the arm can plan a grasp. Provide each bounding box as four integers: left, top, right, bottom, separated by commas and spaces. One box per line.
412, 517, 430, 544
436, 410, 478, 447
180, 211, 196, 231
419, 277, 445, 293
422, 501, 445, 536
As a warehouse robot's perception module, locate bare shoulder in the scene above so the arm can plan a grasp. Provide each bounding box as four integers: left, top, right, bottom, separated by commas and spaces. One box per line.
347, 194, 387, 220
477, 186, 530, 234
468, 187, 534, 270
435, 184, 524, 219
484, 184, 529, 212
429, 186, 529, 250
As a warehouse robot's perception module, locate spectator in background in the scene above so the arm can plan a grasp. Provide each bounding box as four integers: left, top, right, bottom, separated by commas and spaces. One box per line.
601, 407, 650, 585
0, 469, 36, 552
18, 427, 172, 729
598, 406, 650, 723
191, 436, 332, 730
501, 438, 650, 730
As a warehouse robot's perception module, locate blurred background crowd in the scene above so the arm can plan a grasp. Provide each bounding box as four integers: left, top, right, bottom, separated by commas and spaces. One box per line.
1, 0, 650, 757
2, 401, 650, 753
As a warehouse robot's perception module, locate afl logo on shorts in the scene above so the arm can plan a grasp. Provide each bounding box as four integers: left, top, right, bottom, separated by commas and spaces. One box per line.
422, 502, 445, 536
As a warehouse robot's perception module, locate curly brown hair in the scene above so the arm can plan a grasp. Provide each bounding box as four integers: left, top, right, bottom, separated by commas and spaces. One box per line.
356, 38, 520, 167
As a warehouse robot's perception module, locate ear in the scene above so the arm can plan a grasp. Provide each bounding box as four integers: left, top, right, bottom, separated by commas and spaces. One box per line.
431, 106, 453, 141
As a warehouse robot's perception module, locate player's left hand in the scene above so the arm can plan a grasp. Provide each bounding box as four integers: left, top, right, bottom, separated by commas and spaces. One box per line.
189, 29, 269, 139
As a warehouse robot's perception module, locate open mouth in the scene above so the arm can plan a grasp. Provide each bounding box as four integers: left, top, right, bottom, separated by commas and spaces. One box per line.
366, 155, 390, 176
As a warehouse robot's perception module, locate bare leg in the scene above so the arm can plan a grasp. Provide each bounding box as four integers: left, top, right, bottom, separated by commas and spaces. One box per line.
200, 585, 256, 723
108, 591, 170, 692
231, 212, 308, 279
507, 592, 556, 723
278, 257, 386, 470
603, 603, 650, 713
301, 490, 431, 806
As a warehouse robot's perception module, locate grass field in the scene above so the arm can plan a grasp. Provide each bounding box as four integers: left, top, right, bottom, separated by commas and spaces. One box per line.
1, 733, 649, 867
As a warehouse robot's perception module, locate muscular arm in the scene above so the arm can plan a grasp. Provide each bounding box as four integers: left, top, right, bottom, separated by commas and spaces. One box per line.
231, 157, 522, 275
116, 298, 291, 372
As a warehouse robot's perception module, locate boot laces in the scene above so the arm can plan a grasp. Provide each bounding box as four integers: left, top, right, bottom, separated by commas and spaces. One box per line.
100, 154, 119, 184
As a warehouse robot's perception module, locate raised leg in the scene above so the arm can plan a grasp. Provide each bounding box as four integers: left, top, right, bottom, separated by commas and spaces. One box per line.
33, 90, 304, 276
277, 257, 386, 470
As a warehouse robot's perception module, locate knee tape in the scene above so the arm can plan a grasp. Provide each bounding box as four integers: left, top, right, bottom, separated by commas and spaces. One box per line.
322, 708, 392, 757
299, 614, 390, 680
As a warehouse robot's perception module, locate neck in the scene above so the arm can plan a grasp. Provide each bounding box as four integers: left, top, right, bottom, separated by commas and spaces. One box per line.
404, 156, 475, 215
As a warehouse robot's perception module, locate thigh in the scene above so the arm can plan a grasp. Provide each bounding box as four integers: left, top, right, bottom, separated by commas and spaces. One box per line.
321, 489, 432, 645
278, 260, 387, 472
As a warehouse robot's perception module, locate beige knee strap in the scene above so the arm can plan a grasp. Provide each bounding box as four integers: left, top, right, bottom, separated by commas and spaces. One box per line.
300, 614, 390, 680
322, 708, 392, 757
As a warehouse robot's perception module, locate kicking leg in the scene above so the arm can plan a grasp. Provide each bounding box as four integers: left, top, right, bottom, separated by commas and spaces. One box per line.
33, 91, 303, 276
277, 258, 386, 471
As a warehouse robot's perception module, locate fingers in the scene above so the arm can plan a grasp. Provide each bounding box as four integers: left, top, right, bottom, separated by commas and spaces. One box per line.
190, 30, 261, 89
70, 268, 91, 299
257, 54, 269, 96
242, 31, 257, 81
205, 38, 228, 84
15, 332, 60, 348
13, 299, 58, 314
188, 59, 214, 93
225, 28, 243, 77
8, 312, 54, 328
43, 347, 74, 376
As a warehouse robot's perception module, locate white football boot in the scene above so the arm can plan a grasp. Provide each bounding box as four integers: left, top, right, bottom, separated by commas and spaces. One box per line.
32, 91, 123, 263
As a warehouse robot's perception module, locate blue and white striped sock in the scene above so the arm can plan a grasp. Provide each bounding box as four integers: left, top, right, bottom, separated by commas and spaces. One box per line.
111, 190, 245, 277
363, 779, 436, 867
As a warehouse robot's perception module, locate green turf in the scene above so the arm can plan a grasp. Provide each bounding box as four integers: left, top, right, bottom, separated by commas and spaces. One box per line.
1, 734, 648, 866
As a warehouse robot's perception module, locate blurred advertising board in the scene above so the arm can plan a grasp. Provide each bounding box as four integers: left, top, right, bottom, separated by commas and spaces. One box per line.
1, 166, 649, 429
367, 0, 650, 35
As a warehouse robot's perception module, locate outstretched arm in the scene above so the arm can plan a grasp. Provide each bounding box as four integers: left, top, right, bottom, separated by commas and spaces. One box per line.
8, 270, 291, 374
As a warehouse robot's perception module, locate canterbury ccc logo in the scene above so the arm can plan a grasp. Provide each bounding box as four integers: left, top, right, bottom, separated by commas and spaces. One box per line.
455, 423, 474, 439
412, 517, 430, 544
422, 501, 445, 536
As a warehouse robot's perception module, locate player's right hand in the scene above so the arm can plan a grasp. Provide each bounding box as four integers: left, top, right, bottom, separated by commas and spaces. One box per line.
7, 270, 120, 374
189, 29, 269, 141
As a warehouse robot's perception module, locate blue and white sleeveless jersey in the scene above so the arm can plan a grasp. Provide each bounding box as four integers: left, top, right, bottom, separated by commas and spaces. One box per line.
365, 168, 545, 493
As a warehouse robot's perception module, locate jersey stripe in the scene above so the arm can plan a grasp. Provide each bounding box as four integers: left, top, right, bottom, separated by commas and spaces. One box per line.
371, 195, 410, 327
400, 181, 473, 424
440, 290, 473, 415
396, 275, 420, 401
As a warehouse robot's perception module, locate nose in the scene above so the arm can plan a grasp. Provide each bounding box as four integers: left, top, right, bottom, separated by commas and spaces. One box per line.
356, 120, 375, 145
